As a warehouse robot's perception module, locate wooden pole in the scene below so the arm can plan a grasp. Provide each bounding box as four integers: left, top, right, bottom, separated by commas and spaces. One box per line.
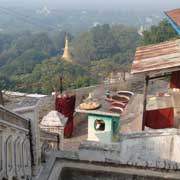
0, 90, 4, 106
142, 75, 149, 131
28, 120, 35, 166
59, 76, 63, 94
123, 71, 126, 81
149, 73, 171, 80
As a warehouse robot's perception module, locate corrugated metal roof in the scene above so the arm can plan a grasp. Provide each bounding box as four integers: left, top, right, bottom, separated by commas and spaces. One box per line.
165, 8, 180, 27
131, 38, 180, 75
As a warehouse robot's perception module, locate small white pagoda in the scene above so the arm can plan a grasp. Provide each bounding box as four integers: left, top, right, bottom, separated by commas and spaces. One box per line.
40, 110, 67, 149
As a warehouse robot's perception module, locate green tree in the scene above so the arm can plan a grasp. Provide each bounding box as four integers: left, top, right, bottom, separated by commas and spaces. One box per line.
141, 19, 178, 45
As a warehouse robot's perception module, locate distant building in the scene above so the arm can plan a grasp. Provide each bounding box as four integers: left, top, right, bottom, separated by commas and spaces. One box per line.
104, 72, 130, 85
62, 33, 74, 63
36, 0, 51, 16
138, 25, 145, 37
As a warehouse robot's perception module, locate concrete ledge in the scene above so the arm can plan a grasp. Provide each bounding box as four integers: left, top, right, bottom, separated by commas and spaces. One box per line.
79, 129, 180, 170
38, 129, 180, 179
38, 152, 180, 180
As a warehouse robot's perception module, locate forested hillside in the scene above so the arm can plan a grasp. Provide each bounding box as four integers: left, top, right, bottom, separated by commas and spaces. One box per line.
0, 24, 141, 93
0, 20, 178, 94
72, 24, 140, 79
72, 24, 139, 64
141, 20, 178, 45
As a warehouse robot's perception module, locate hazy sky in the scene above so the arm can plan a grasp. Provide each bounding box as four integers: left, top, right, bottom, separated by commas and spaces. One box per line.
2, 0, 180, 11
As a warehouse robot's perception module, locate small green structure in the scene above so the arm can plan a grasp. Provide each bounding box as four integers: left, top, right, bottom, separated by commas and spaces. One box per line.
76, 104, 120, 143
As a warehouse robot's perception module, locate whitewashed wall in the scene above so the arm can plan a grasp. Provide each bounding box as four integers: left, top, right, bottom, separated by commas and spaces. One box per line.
0, 106, 31, 180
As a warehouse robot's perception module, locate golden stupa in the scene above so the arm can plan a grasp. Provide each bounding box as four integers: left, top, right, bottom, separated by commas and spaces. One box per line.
62, 33, 73, 63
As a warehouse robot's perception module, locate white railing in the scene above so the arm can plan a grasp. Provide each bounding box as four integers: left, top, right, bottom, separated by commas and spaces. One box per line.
0, 105, 31, 180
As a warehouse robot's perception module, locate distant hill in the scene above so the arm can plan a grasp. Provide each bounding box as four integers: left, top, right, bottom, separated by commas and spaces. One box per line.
2, 0, 180, 11
0, 24, 140, 93
0, 19, 177, 94
141, 19, 178, 45
0, 6, 164, 34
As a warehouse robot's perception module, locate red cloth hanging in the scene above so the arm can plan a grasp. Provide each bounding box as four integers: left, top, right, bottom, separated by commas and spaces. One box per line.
170, 71, 180, 89
145, 107, 174, 129
55, 95, 76, 138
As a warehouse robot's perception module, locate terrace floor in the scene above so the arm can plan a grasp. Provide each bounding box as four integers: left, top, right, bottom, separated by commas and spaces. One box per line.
3, 79, 169, 151
63, 118, 88, 150
63, 93, 144, 150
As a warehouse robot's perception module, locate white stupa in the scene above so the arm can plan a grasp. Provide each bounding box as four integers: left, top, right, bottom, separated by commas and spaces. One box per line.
40, 110, 67, 131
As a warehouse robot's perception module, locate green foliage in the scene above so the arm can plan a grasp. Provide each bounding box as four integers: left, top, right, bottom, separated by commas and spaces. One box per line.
90, 24, 119, 60
0, 31, 66, 68
72, 24, 140, 65
141, 19, 178, 45
0, 75, 14, 89
0, 24, 140, 94
72, 24, 139, 81
1, 49, 48, 75
11, 57, 93, 94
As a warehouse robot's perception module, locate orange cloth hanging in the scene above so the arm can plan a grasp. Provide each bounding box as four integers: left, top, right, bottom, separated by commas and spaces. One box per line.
145, 107, 174, 129
55, 95, 76, 138
170, 71, 180, 89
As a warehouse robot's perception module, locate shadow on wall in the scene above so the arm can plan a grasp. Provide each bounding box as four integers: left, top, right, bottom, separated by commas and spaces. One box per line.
60, 167, 173, 180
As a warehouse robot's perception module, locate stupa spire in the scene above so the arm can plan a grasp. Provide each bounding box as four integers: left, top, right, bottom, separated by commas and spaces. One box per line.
62, 33, 73, 63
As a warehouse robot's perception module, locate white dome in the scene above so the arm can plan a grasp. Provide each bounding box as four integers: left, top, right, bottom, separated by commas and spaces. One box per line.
40, 110, 67, 127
